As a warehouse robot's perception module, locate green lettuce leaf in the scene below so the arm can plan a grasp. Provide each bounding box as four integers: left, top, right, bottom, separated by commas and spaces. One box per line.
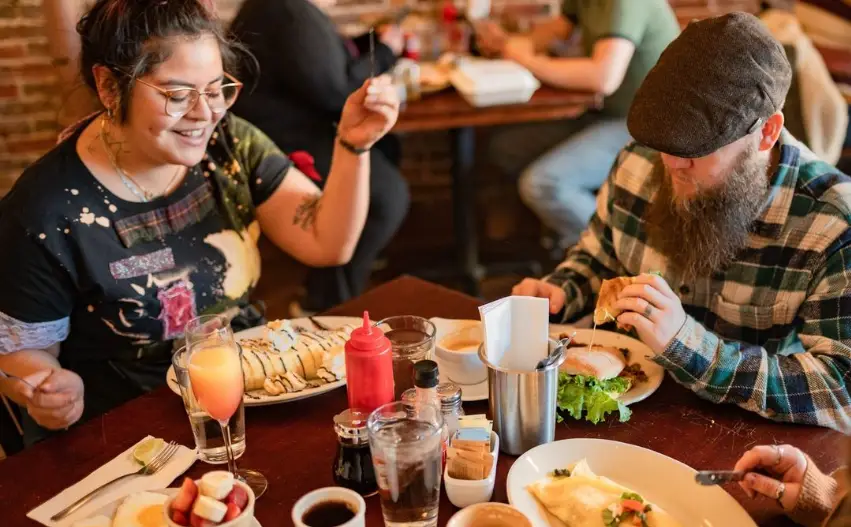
556, 373, 632, 424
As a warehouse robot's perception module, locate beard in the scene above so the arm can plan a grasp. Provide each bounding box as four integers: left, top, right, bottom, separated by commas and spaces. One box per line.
644, 143, 769, 282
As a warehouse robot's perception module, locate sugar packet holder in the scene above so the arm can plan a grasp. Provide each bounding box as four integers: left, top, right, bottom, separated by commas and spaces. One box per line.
444, 431, 500, 508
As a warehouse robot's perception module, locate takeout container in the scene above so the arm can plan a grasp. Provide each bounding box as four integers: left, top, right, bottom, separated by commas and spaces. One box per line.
449, 59, 540, 107
479, 339, 565, 456
435, 324, 487, 386
444, 431, 500, 508
164, 479, 255, 527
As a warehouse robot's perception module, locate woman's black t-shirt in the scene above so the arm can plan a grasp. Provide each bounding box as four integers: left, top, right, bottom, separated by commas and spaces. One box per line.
0, 113, 291, 420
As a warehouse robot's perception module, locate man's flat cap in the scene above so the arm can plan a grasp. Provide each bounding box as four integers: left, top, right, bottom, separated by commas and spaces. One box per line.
627, 12, 792, 158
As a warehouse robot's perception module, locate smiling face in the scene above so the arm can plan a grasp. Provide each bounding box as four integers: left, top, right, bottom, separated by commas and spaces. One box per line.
121, 33, 227, 168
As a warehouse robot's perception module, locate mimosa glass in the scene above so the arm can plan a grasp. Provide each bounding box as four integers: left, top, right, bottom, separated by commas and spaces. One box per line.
186, 314, 268, 497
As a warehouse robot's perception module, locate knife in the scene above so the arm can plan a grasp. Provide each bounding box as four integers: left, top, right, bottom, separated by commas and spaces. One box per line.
695, 470, 745, 485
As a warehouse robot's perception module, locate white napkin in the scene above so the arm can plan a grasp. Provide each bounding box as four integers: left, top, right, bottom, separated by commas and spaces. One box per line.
28, 436, 197, 527
479, 296, 549, 371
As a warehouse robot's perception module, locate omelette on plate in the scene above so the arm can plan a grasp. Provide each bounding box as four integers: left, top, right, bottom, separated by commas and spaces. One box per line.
527, 460, 682, 527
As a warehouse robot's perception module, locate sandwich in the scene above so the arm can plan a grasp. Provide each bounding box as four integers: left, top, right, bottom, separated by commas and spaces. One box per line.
594, 277, 635, 328
527, 459, 683, 527
557, 339, 648, 425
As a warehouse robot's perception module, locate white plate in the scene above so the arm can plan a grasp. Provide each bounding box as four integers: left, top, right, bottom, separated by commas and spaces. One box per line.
83, 488, 262, 527
429, 318, 488, 402
166, 316, 362, 407
507, 438, 756, 527
549, 325, 664, 406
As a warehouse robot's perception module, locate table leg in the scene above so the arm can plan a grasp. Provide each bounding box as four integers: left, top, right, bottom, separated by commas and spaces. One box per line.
451, 126, 484, 296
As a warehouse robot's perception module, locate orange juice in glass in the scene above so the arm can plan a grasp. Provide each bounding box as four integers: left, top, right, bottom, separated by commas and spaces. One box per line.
185, 314, 268, 497
189, 344, 243, 422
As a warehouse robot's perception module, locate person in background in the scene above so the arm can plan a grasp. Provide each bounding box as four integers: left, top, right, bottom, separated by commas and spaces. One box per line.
732, 444, 849, 527
230, 0, 410, 314
475, 0, 679, 248
0, 0, 399, 443
512, 13, 851, 432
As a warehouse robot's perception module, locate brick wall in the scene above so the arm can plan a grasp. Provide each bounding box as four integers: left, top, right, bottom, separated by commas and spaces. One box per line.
0, 0, 62, 195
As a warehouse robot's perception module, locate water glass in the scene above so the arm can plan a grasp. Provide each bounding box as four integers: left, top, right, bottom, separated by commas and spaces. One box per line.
377, 316, 436, 399
368, 402, 444, 527
172, 346, 246, 464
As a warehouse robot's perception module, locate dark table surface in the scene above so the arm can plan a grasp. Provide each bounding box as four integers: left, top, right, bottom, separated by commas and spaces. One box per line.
1, 276, 843, 527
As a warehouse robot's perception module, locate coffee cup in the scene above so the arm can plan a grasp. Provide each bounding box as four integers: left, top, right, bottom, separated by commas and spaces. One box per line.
447, 503, 532, 527
435, 324, 487, 386
291, 487, 366, 527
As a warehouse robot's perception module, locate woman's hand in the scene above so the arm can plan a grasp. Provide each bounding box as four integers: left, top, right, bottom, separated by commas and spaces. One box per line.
337, 75, 400, 151
733, 444, 808, 510
21, 368, 85, 430
502, 36, 535, 63
474, 20, 508, 57
378, 24, 405, 56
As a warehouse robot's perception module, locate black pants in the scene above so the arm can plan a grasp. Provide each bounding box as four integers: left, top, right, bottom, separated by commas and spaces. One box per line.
293, 134, 409, 311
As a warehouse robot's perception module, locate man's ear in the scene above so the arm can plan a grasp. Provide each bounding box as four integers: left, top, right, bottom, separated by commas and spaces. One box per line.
758, 112, 784, 152
91, 64, 119, 114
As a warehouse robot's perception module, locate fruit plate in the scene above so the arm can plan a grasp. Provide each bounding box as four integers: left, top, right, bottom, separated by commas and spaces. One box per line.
507, 438, 756, 527
80, 488, 262, 527
166, 316, 361, 407
549, 325, 664, 406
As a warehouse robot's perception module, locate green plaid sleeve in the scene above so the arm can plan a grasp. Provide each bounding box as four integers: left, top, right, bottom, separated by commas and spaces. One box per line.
657, 242, 851, 432
544, 151, 627, 322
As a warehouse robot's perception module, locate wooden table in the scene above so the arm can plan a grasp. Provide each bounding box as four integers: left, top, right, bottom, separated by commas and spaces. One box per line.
2, 277, 842, 527
394, 88, 602, 296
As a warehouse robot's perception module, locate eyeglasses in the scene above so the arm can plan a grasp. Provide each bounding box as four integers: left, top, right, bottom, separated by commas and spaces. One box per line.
133, 73, 243, 118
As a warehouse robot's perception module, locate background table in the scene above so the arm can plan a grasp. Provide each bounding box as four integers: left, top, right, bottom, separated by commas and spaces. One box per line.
1, 276, 844, 527
394, 88, 602, 296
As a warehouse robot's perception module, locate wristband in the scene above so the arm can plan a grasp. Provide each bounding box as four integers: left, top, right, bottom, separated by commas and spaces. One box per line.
338, 136, 370, 155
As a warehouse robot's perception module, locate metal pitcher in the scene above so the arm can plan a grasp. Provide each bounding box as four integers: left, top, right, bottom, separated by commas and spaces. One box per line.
478, 339, 565, 456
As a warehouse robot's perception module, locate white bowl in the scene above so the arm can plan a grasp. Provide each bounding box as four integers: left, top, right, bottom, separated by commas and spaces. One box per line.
435, 324, 487, 386
444, 431, 500, 508
164, 479, 256, 527
291, 487, 366, 527
447, 502, 532, 527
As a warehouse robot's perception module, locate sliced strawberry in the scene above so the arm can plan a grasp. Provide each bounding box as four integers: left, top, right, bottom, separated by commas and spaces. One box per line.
621, 499, 644, 512
224, 485, 248, 509
189, 511, 215, 527
171, 509, 190, 526
172, 477, 199, 513
223, 503, 242, 522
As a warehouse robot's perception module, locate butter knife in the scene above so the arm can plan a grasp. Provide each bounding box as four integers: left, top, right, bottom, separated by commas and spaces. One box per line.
695, 470, 745, 485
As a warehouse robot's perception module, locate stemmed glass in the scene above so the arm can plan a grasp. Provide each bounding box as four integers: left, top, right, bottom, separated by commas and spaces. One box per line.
185, 315, 268, 497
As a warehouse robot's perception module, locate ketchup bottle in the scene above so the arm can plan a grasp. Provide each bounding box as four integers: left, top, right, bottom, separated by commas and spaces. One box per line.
344, 311, 395, 414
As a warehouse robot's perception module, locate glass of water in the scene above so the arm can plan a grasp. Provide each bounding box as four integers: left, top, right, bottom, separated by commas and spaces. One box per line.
368, 401, 443, 527
172, 346, 246, 464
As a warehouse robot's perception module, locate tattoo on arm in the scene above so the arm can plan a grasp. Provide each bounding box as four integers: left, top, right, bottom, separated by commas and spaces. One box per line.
293, 194, 321, 231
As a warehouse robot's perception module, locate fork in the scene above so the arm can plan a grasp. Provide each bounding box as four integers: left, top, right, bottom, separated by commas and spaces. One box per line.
51, 441, 180, 522
695, 470, 745, 485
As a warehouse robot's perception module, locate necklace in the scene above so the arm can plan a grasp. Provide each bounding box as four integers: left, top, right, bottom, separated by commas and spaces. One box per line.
99, 116, 185, 202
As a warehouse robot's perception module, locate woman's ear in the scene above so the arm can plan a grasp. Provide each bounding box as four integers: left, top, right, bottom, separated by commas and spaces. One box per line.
91, 64, 119, 114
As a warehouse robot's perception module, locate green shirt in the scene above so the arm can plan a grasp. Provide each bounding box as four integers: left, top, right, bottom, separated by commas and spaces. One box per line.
562, 0, 680, 116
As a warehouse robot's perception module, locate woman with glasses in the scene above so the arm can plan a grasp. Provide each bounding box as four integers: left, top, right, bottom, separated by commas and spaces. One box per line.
0, 0, 399, 444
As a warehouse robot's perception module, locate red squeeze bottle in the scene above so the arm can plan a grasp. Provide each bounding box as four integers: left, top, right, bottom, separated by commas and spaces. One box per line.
344, 311, 395, 414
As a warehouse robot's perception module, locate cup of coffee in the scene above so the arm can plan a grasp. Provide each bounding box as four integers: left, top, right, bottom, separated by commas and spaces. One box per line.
435, 324, 487, 385
292, 487, 366, 527
447, 503, 532, 527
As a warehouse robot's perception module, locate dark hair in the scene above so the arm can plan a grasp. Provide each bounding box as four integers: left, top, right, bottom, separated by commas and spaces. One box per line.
77, 0, 253, 123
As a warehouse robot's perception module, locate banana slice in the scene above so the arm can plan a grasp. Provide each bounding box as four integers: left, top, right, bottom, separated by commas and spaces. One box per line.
193, 495, 227, 522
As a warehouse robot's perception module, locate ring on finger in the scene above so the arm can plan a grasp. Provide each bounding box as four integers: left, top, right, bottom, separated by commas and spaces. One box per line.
772, 445, 783, 466
775, 481, 786, 502
642, 302, 653, 318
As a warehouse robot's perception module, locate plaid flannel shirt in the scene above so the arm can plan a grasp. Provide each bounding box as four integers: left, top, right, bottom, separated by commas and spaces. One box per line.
545, 132, 851, 431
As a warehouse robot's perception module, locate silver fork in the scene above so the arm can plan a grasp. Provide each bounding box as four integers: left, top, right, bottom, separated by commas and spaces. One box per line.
51, 441, 180, 522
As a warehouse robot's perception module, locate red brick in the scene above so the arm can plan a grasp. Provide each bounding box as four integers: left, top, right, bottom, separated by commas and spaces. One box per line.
0, 84, 18, 98
0, 43, 26, 58
0, 63, 56, 78
0, 26, 45, 40
3, 137, 57, 154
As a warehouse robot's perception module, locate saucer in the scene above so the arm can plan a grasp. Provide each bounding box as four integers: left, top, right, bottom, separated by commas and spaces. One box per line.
435, 356, 489, 402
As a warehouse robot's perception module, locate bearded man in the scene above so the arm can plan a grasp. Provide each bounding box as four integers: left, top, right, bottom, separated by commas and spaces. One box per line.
513, 12, 851, 432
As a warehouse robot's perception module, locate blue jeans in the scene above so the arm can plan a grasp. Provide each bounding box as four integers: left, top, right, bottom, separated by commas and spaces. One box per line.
489, 115, 631, 246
